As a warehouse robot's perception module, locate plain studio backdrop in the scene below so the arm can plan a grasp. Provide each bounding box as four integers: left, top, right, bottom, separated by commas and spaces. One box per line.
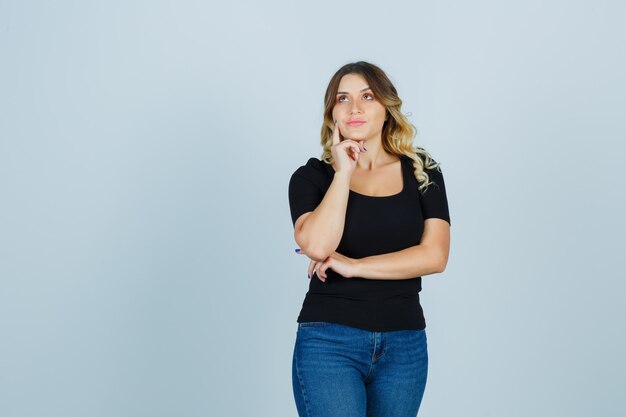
1, 1, 624, 416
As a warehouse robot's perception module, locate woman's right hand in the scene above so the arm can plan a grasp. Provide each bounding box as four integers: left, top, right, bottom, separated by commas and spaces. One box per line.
330, 120, 366, 175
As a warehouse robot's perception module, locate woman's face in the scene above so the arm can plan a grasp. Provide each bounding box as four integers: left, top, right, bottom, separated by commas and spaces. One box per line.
331, 73, 387, 143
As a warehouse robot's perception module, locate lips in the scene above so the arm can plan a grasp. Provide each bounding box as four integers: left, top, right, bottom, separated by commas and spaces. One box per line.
347, 119, 366, 126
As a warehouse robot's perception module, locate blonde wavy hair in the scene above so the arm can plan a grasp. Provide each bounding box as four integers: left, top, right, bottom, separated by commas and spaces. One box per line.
320, 61, 441, 192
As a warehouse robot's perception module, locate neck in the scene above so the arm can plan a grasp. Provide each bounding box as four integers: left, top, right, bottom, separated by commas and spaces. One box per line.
356, 138, 394, 170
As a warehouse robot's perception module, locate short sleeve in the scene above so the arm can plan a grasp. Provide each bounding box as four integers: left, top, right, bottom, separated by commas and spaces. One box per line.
288, 158, 327, 226
420, 163, 451, 226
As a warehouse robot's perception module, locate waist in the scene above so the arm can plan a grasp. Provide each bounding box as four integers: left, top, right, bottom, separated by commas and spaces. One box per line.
298, 292, 425, 332
307, 272, 422, 300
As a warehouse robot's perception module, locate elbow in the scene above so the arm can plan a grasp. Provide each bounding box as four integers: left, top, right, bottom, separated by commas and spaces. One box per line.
435, 253, 449, 273
294, 233, 333, 262
302, 244, 333, 262
427, 246, 448, 274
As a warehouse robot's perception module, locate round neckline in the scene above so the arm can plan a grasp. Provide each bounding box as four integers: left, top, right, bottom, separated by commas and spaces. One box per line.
330, 156, 406, 199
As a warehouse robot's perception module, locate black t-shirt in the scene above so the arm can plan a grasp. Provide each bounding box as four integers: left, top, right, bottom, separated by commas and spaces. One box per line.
288, 153, 451, 331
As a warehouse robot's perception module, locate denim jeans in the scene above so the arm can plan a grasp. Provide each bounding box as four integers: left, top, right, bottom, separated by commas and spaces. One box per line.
292, 321, 428, 417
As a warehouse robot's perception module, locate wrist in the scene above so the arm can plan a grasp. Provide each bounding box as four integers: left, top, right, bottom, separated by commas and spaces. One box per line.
352, 257, 366, 278
333, 170, 352, 182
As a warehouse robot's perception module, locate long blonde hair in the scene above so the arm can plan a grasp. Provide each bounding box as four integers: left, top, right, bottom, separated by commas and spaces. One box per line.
320, 61, 441, 192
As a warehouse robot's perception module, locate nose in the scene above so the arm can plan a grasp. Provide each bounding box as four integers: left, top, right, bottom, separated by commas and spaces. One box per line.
349, 100, 362, 115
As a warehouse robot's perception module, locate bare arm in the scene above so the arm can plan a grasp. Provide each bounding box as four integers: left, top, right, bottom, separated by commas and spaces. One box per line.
294, 120, 365, 262
354, 218, 450, 279
294, 171, 351, 262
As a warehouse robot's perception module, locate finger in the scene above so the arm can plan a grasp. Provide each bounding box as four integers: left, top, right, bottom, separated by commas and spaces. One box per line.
338, 138, 361, 149
344, 143, 360, 156
349, 145, 360, 161
319, 263, 328, 279
319, 258, 332, 279
310, 261, 323, 282
315, 262, 326, 282
343, 140, 361, 149
332, 119, 341, 145
308, 260, 315, 279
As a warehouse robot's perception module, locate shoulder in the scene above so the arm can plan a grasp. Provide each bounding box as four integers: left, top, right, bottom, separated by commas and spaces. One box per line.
304, 157, 326, 171
402, 151, 447, 191
290, 157, 333, 188
400, 151, 444, 173
293, 157, 331, 175
422, 157, 447, 194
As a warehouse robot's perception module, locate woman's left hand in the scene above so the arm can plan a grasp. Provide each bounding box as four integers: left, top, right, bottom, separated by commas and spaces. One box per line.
296, 250, 359, 282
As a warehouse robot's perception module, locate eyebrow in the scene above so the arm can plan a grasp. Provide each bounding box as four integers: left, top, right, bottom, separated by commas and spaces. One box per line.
336, 87, 371, 95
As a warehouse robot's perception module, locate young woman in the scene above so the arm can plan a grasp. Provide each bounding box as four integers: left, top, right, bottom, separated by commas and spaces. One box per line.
288, 61, 451, 417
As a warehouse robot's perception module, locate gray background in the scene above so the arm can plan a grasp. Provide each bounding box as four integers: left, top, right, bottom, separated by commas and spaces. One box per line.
1, 1, 625, 416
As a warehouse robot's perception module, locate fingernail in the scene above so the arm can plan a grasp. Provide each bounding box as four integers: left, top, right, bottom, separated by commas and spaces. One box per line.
363, 147, 367, 151
307, 274, 310, 279
295, 248, 301, 253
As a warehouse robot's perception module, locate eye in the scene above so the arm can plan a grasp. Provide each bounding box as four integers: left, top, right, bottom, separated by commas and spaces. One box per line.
337, 93, 374, 103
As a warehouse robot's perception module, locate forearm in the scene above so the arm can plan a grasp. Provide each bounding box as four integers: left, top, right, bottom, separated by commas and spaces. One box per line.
354, 244, 445, 280
296, 172, 351, 261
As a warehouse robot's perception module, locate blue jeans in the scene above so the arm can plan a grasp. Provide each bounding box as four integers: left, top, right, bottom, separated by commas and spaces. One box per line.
292, 321, 428, 417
